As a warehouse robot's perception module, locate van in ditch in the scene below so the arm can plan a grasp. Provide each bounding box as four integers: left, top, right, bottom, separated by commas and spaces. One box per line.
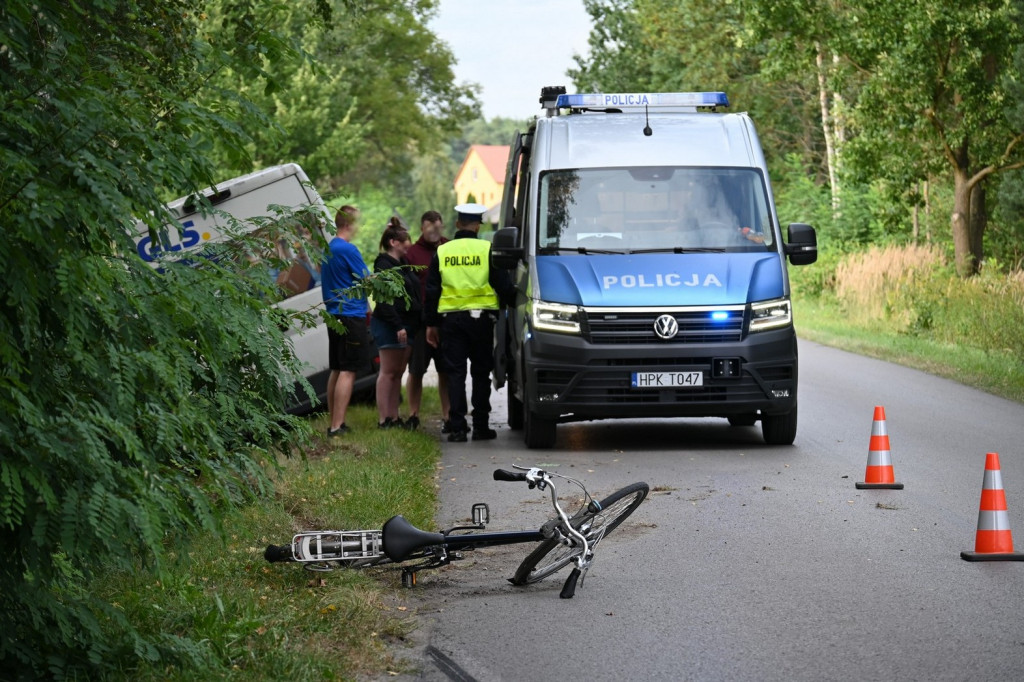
133, 163, 378, 414
491, 89, 817, 448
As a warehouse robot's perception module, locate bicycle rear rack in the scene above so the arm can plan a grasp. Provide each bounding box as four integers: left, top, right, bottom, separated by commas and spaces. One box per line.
291, 530, 383, 562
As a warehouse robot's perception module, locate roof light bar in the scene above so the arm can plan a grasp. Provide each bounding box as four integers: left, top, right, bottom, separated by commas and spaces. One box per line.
555, 92, 729, 109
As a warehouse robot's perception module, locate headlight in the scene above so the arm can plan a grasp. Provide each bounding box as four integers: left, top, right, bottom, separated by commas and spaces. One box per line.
531, 300, 581, 334
749, 298, 792, 333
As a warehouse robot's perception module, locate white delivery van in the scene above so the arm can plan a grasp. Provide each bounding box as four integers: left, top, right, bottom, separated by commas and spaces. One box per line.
133, 163, 378, 414
492, 89, 818, 448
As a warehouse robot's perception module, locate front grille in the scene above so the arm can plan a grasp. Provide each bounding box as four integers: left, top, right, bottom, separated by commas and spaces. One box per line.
530, 361, 794, 407
570, 373, 765, 405
584, 308, 745, 345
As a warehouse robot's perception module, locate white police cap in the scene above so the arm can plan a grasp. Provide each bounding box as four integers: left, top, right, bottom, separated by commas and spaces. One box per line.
454, 202, 488, 223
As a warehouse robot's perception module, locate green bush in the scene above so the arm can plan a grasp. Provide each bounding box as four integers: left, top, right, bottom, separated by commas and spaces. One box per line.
0, 2, 324, 677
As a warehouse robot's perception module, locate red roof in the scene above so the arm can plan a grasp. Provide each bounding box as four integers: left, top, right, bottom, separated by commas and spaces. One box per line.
458, 144, 510, 184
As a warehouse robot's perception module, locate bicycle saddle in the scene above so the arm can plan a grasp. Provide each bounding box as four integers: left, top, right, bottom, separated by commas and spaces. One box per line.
382, 515, 445, 562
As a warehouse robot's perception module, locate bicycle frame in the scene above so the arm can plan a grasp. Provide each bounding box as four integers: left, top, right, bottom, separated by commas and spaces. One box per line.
266, 465, 648, 598
380, 468, 588, 587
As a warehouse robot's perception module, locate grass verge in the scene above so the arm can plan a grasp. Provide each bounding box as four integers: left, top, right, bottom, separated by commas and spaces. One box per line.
95, 399, 443, 680
795, 295, 1024, 404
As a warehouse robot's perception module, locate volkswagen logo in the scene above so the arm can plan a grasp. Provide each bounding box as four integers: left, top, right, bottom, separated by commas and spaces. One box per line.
653, 314, 679, 340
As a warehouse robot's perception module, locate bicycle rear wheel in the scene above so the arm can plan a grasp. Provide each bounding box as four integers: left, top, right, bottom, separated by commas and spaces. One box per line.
510, 481, 648, 585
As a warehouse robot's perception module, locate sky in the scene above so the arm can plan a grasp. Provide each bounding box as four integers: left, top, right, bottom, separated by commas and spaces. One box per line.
428, 0, 594, 121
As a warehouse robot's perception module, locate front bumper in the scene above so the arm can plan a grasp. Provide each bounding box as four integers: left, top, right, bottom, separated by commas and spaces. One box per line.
522, 326, 798, 423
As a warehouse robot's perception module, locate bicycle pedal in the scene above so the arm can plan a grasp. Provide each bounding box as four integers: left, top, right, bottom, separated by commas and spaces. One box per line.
471, 502, 489, 526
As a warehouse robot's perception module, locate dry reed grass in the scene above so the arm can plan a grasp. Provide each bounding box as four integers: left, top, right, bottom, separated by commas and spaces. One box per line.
833, 244, 1024, 354
835, 244, 944, 327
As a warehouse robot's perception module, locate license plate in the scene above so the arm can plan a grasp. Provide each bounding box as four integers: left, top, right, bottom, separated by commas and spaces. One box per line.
631, 371, 703, 388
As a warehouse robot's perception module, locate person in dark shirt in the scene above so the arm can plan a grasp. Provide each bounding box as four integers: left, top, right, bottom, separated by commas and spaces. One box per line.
404, 210, 450, 432
370, 217, 422, 429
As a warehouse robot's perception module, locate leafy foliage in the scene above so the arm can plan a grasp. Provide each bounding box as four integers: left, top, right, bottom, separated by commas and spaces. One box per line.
204, 0, 479, 191
0, 0, 414, 677
571, 0, 1024, 276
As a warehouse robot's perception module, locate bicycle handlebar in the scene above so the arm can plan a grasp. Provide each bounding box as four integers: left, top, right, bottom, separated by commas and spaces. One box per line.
493, 469, 529, 482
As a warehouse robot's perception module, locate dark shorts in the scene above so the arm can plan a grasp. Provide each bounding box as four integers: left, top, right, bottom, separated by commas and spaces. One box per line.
328, 315, 369, 372
370, 316, 417, 350
408, 326, 443, 376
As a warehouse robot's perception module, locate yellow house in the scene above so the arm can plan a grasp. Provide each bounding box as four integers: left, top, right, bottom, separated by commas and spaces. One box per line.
454, 145, 510, 222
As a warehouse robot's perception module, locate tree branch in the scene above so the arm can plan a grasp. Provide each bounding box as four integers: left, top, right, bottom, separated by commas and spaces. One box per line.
924, 108, 959, 169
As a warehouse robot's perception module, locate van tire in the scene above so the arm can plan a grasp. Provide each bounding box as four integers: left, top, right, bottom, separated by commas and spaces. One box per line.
761, 405, 797, 445
508, 392, 524, 430
524, 408, 556, 449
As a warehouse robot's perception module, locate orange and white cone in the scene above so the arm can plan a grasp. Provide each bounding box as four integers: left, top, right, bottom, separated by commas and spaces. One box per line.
855, 406, 903, 489
961, 452, 1024, 561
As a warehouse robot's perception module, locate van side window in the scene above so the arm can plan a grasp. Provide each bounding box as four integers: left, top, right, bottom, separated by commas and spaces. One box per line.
238, 221, 322, 301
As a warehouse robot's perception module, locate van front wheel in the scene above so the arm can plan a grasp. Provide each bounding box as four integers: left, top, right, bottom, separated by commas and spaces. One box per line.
728, 413, 758, 427
524, 408, 556, 449
508, 392, 524, 430
761, 405, 797, 445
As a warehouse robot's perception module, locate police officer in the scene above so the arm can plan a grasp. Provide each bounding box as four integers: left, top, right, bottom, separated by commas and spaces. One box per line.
425, 203, 513, 442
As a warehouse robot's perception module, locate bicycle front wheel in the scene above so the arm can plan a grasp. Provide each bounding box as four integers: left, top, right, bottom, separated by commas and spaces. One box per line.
510, 481, 649, 585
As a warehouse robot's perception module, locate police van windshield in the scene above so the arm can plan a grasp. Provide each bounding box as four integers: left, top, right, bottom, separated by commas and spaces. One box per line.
537, 167, 774, 253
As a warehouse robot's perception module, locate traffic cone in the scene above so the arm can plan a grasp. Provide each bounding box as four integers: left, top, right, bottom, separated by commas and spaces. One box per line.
961, 452, 1024, 561
855, 406, 903, 489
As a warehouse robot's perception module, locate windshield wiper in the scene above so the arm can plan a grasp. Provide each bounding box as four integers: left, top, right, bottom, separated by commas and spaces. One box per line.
538, 246, 628, 255
629, 247, 726, 254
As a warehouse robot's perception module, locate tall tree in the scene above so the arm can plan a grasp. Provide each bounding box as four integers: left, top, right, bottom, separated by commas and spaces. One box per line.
206, 0, 478, 190
570, 1, 829, 182
844, 0, 1024, 276
570, 0, 656, 91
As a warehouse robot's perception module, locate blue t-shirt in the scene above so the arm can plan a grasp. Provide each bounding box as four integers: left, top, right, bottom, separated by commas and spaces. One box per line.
321, 236, 370, 317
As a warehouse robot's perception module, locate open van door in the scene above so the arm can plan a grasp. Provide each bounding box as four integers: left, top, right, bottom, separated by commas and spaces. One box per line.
491, 131, 525, 390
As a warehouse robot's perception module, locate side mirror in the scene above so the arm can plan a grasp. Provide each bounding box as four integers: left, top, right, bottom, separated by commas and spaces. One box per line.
785, 223, 817, 266
490, 226, 523, 269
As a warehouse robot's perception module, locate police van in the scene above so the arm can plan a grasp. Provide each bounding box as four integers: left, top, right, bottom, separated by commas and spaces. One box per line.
133, 164, 377, 414
491, 88, 817, 448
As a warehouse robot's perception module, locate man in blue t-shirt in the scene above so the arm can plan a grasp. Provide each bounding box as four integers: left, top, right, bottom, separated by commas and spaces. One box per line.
321, 205, 370, 436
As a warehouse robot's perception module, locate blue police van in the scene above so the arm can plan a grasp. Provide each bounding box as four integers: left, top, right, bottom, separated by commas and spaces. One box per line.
491, 88, 818, 448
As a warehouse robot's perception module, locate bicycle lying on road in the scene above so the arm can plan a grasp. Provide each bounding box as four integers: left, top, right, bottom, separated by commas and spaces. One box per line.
264, 465, 649, 599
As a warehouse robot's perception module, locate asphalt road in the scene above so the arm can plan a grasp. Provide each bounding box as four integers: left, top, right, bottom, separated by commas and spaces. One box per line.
388, 338, 1024, 682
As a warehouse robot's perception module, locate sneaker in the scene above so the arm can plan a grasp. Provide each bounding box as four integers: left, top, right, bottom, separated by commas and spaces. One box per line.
327, 424, 350, 437
404, 415, 420, 431
447, 430, 468, 443
472, 428, 498, 441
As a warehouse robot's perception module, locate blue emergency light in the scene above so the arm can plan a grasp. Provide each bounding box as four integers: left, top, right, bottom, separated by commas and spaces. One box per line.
556, 92, 729, 109
710, 311, 730, 322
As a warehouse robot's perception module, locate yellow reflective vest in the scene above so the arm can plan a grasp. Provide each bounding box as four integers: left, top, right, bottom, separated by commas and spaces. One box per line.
437, 238, 499, 312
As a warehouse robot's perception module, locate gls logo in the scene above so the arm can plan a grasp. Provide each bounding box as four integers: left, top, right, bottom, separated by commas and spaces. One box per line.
602, 273, 723, 289
136, 220, 204, 262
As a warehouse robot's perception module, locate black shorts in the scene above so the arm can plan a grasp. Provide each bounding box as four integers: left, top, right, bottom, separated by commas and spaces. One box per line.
408, 326, 443, 376
328, 315, 369, 372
